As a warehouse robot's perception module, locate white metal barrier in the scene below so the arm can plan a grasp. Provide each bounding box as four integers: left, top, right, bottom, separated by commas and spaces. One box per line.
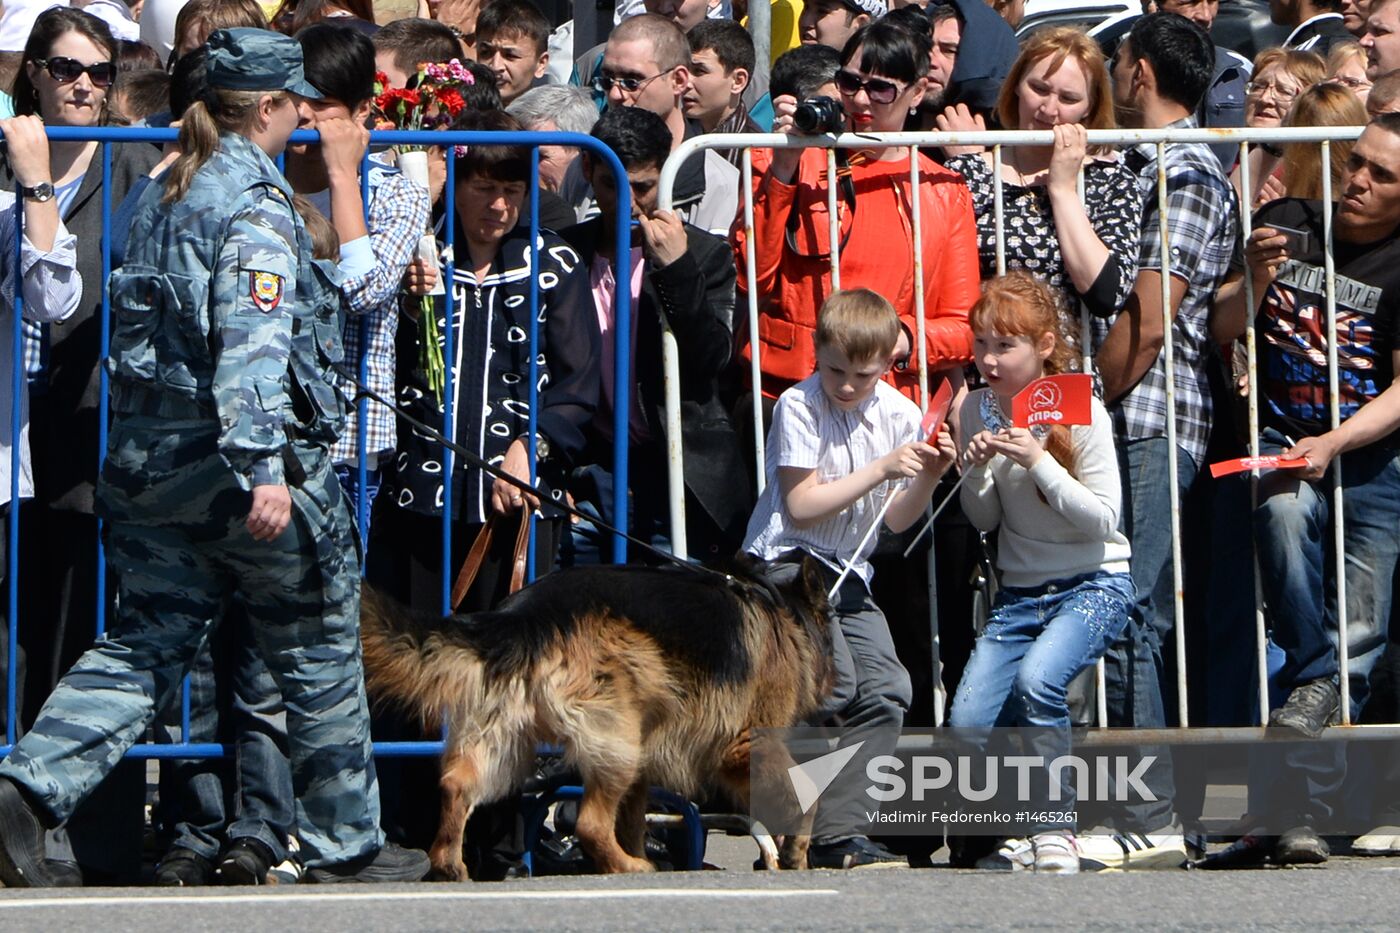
658, 124, 1370, 731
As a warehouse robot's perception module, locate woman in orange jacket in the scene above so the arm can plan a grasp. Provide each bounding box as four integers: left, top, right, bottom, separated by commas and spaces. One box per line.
733, 16, 979, 405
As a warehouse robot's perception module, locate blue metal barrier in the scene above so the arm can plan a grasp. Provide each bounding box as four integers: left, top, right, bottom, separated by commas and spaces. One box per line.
0, 125, 634, 759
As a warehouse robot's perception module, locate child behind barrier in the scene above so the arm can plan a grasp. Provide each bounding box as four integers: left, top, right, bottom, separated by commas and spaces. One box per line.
949, 272, 1136, 874
744, 287, 956, 869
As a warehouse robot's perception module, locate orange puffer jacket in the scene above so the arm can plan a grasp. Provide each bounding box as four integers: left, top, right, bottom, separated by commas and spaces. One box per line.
733, 147, 979, 403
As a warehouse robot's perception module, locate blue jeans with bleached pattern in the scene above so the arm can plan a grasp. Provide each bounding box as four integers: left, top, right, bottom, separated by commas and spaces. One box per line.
951, 571, 1137, 731
950, 570, 1135, 829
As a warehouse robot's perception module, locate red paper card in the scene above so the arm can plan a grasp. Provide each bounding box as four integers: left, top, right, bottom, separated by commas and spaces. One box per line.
1209, 456, 1310, 479
1011, 374, 1093, 429
921, 379, 954, 440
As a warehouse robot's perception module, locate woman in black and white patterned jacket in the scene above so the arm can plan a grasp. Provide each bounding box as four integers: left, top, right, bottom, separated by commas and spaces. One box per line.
376, 111, 599, 613
939, 27, 1143, 359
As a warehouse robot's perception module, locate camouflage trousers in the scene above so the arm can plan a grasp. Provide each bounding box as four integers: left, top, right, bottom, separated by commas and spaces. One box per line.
0, 438, 382, 867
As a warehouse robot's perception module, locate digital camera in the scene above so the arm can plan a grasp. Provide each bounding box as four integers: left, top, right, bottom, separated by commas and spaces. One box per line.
793, 96, 844, 135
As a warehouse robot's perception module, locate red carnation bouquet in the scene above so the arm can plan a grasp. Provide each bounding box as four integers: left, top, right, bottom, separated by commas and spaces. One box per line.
372, 59, 475, 146
372, 61, 476, 402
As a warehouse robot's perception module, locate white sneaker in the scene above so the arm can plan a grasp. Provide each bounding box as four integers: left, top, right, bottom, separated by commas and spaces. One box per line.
1077, 830, 1187, 871
974, 837, 1034, 871
1353, 825, 1400, 855
266, 836, 304, 885
1031, 832, 1080, 874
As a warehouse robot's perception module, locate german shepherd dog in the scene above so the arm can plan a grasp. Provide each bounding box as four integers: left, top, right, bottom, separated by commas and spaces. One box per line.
359, 556, 835, 880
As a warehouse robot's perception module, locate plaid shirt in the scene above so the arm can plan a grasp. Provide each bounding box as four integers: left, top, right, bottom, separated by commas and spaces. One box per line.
1092, 117, 1240, 465
331, 165, 430, 465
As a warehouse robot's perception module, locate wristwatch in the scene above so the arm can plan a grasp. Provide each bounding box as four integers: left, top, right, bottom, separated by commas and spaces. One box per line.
20, 182, 54, 202
520, 433, 551, 461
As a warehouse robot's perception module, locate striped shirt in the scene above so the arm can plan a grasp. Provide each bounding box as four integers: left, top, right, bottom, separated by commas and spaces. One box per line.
1, 196, 81, 506
743, 374, 921, 589
1092, 117, 1241, 466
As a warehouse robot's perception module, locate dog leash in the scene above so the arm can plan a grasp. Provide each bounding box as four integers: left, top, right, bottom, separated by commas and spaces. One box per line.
330, 363, 733, 585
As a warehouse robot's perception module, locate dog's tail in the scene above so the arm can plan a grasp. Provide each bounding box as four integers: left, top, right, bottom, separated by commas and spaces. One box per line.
358, 583, 473, 730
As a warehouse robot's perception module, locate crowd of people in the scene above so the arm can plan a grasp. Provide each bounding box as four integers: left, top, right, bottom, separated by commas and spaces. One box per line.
0, 0, 1394, 885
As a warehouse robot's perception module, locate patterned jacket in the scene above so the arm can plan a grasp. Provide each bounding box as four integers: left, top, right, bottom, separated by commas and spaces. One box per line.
384, 225, 599, 523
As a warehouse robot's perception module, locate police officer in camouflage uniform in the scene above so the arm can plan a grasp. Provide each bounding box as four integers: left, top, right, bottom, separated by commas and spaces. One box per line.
0, 28, 429, 887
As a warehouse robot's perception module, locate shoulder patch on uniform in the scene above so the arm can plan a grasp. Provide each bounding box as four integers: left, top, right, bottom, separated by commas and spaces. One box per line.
259, 184, 290, 203
250, 270, 284, 312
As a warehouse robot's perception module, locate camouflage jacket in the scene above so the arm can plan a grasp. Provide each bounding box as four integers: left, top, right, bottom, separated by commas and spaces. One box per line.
107, 132, 346, 491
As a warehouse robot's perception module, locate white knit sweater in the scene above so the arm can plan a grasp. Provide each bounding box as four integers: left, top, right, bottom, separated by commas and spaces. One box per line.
958, 389, 1132, 588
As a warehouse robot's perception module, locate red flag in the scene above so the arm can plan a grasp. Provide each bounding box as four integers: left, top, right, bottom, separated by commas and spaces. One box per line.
921, 379, 954, 440
1209, 456, 1309, 479
1011, 374, 1093, 429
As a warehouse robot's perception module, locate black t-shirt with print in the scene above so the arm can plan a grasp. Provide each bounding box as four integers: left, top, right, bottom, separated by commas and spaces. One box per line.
1253, 198, 1400, 446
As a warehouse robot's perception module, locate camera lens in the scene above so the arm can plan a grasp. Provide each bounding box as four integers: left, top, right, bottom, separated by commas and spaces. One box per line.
793, 96, 843, 135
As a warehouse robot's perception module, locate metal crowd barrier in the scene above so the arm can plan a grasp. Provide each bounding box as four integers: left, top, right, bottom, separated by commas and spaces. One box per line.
658, 124, 1369, 731
0, 125, 633, 759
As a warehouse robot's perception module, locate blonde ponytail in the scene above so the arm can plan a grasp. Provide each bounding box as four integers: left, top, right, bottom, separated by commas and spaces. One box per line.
162, 89, 290, 204
163, 100, 221, 203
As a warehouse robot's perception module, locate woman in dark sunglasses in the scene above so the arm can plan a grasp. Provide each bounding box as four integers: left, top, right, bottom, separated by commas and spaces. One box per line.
2, 11, 159, 862
736, 16, 980, 408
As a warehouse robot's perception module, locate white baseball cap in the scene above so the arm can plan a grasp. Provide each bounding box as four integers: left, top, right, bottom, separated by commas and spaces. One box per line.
0, 1, 66, 53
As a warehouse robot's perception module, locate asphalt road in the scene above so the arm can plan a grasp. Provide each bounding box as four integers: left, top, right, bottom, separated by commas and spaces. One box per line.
3, 836, 1398, 932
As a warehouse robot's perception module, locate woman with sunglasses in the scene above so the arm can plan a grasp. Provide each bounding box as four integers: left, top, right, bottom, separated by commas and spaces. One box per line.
3, 8, 159, 784
937, 27, 1143, 346
735, 17, 979, 407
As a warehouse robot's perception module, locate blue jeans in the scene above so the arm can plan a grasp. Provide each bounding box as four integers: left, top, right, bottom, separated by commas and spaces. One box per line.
951, 571, 1134, 826
1100, 435, 1195, 831
334, 464, 383, 544
158, 603, 294, 864
1116, 436, 1199, 671
951, 571, 1136, 730
1254, 429, 1400, 712
1249, 433, 1400, 828
557, 463, 672, 568
1202, 475, 1304, 728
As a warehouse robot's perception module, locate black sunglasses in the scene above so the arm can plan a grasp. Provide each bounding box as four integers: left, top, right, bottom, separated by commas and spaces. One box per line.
835, 70, 903, 105
591, 67, 676, 94
34, 56, 115, 88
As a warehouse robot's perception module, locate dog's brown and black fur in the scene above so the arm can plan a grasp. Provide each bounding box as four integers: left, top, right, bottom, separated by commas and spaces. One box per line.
359, 556, 834, 880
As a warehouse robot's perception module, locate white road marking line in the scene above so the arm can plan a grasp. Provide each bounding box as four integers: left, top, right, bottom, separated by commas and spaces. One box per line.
0, 888, 842, 909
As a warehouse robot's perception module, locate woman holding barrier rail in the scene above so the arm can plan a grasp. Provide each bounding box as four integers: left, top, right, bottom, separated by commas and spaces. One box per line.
0, 113, 84, 738
938, 27, 1143, 348
6, 10, 158, 712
